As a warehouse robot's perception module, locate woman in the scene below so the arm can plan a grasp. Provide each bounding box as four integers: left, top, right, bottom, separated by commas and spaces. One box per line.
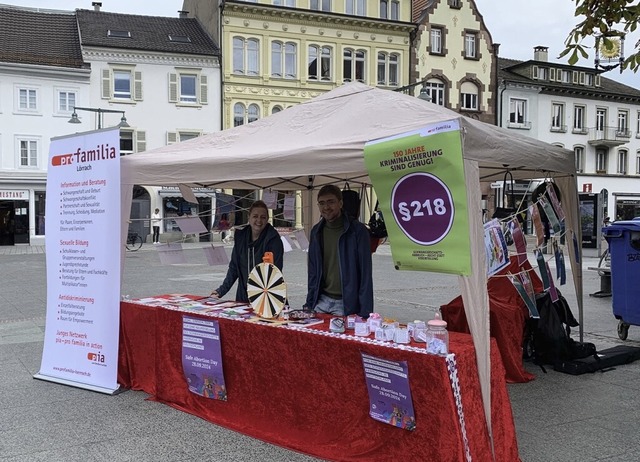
211, 200, 284, 302
151, 208, 161, 244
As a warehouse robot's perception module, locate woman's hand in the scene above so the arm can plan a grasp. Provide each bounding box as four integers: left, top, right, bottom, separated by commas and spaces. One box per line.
210, 290, 220, 298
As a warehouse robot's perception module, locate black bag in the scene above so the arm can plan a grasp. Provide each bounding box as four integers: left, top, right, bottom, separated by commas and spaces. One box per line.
554, 345, 640, 375
341, 184, 361, 221
368, 203, 387, 239
492, 170, 517, 220
527, 291, 597, 372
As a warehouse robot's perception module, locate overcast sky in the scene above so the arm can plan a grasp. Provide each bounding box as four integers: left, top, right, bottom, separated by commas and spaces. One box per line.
4, 0, 639, 88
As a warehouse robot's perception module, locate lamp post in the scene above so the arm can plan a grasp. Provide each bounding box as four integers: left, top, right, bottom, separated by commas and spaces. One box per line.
418, 86, 432, 102
68, 106, 130, 129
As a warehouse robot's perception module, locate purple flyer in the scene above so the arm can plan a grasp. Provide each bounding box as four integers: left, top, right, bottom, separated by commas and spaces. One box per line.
182, 316, 227, 400
361, 352, 416, 431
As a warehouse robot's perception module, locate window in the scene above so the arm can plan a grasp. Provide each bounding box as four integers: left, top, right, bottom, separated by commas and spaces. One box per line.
101, 68, 142, 101
346, 0, 365, 15
273, 0, 295, 5
637, 152, 640, 174
379, 0, 399, 19
166, 130, 202, 145
560, 70, 571, 83
586, 74, 594, 86
310, 0, 331, 11
460, 81, 478, 110
233, 37, 260, 76
617, 110, 630, 137
168, 72, 208, 105
35, 191, 46, 235
538, 67, 549, 80
57, 90, 76, 113
430, 27, 443, 54
596, 148, 608, 173
17, 88, 38, 111
114, 70, 131, 99
19, 138, 38, 167
448, 0, 462, 8
464, 32, 477, 59
618, 149, 628, 174
573, 105, 586, 133
422, 79, 445, 106
596, 108, 607, 131
343, 49, 366, 83
509, 98, 527, 126
179, 74, 197, 103
308, 45, 332, 81
551, 103, 565, 131
271, 42, 297, 79
574, 146, 585, 173
376, 52, 399, 87
272, 105, 283, 114
233, 103, 261, 127
120, 130, 146, 153
637, 111, 640, 137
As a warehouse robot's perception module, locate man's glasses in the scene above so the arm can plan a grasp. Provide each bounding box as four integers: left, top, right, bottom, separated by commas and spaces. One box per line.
317, 199, 339, 207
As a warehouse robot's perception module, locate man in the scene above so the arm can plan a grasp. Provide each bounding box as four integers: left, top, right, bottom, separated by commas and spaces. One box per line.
304, 185, 373, 318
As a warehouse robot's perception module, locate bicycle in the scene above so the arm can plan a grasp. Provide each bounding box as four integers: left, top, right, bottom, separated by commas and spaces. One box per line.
125, 231, 144, 251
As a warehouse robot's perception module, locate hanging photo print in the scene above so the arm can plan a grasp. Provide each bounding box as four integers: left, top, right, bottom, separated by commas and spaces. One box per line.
484, 219, 509, 276
529, 204, 545, 248
546, 183, 565, 221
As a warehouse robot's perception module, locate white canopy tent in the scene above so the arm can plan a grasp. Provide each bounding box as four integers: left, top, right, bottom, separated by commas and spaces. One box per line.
120, 82, 582, 449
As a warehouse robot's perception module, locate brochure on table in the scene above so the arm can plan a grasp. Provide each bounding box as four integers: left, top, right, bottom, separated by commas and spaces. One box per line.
36, 128, 121, 394
361, 352, 416, 431
182, 316, 227, 400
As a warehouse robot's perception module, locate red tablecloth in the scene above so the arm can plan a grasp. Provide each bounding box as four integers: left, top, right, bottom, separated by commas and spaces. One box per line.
118, 300, 520, 462
441, 257, 543, 383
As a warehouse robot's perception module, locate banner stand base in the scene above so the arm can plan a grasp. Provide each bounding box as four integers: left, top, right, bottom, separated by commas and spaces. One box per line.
33, 373, 123, 396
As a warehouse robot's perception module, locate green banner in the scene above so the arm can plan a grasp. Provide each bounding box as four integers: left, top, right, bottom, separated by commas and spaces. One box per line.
364, 120, 471, 275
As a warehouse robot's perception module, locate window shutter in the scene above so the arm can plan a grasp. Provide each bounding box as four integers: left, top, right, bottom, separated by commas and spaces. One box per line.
168, 73, 178, 103
595, 75, 601, 87
166, 131, 178, 145
133, 71, 143, 101
199, 75, 208, 104
532, 65, 539, 79
572, 71, 578, 84
101, 69, 111, 99
549, 68, 556, 81
135, 130, 146, 153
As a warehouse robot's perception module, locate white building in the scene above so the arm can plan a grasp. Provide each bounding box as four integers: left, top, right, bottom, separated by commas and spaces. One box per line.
0, 5, 91, 245
0, 4, 221, 246
498, 47, 640, 242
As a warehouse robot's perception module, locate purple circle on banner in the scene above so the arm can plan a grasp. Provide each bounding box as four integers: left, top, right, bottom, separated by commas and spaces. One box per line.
391, 172, 455, 245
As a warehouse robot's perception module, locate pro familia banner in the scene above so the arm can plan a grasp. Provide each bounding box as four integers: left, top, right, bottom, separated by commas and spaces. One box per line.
364, 120, 471, 275
35, 128, 121, 394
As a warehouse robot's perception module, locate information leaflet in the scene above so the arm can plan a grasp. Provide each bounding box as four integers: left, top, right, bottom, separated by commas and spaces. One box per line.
361, 353, 415, 431
36, 128, 121, 394
182, 316, 227, 400
363, 120, 471, 275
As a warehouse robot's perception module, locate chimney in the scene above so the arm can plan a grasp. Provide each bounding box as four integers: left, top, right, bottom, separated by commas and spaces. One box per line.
92, 2, 102, 11
533, 46, 548, 62
178, 10, 189, 18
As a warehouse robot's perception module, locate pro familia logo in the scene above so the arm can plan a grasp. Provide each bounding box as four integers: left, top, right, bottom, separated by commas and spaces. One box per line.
51, 144, 116, 167
87, 351, 107, 366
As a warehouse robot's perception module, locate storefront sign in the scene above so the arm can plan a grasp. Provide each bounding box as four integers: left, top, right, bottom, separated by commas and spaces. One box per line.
363, 120, 471, 275
0, 190, 29, 200
36, 128, 121, 394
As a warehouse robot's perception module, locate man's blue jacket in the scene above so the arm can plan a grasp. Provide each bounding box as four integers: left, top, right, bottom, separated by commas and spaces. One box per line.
305, 212, 373, 318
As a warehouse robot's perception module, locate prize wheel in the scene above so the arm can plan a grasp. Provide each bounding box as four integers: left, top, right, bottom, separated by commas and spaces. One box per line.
247, 262, 287, 318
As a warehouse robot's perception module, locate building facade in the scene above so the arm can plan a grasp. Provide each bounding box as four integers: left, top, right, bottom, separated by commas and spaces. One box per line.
0, 4, 221, 245
409, 0, 497, 125
0, 5, 90, 245
498, 47, 640, 235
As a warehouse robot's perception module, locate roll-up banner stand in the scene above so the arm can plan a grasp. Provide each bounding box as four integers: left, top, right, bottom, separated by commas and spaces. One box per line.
35, 128, 122, 394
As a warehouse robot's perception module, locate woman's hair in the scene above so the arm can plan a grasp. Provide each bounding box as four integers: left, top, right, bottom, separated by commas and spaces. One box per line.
249, 200, 269, 215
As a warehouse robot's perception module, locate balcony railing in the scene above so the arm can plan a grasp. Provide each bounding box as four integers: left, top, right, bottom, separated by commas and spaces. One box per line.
588, 126, 630, 146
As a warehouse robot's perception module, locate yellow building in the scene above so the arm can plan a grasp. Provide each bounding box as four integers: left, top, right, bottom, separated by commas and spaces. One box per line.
411, 0, 497, 124
183, 0, 416, 129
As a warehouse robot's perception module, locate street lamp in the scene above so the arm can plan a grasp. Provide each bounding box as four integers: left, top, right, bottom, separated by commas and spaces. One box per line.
418, 86, 432, 102
68, 106, 130, 129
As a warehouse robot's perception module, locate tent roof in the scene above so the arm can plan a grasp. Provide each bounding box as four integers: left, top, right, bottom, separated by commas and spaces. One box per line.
121, 82, 575, 189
